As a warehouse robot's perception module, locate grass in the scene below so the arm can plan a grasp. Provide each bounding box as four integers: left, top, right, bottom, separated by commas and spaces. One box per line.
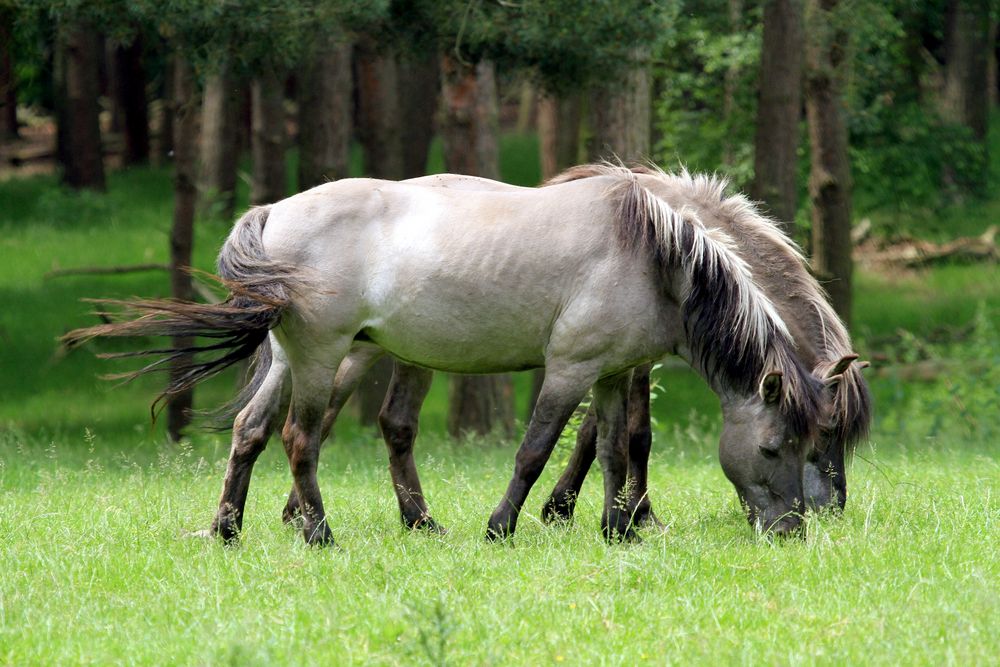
1, 428, 997, 665
1, 133, 999, 664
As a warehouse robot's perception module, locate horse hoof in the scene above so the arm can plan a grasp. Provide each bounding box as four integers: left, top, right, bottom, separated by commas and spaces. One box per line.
540, 497, 575, 525
407, 516, 448, 535
282, 502, 302, 526
303, 523, 336, 548
633, 508, 667, 532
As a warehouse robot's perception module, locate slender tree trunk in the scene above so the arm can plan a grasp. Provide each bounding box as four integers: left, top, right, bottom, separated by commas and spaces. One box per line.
0, 9, 17, 141
115, 36, 150, 165
752, 0, 804, 231
941, 0, 991, 191
587, 48, 651, 162
59, 21, 105, 190
200, 64, 240, 219
440, 56, 515, 439
398, 53, 439, 178
538, 93, 581, 180
805, 0, 853, 327
298, 38, 353, 190
156, 58, 175, 165
250, 67, 286, 205
355, 41, 404, 180
167, 55, 198, 441
722, 0, 744, 167
515, 80, 535, 135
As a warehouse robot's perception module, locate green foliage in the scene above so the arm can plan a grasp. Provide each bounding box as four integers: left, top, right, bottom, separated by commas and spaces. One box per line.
876, 304, 1000, 447
651, 1, 761, 188
395, 0, 677, 92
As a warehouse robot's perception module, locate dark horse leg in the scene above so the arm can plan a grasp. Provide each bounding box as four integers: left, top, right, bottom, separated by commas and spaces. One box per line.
378, 362, 444, 531
487, 367, 592, 541
204, 355, 291, 544
283, 346, 385, 524
541, 363, 662, 527
592, 370, 640, 542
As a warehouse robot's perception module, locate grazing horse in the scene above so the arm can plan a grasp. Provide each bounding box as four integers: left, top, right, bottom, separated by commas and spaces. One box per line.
537, 165, 872, 525
66, 166, 824, 545
276, 167, 869, 532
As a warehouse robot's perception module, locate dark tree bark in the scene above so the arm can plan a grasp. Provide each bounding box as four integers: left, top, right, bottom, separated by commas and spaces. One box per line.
440, 56, 515, 439
805, 0, 853, 327
538, 93, 581, 181
298, 38, 353, 190
114, 36, 150, 165
200, 64, 241, 220
752, 0, 804, 231
167, 55, 199, 441
355, 40, 404, 180
250, 67, 287, 205
941, 0, 991, 191
156, 57, 175, 165
587, 48, 651, 162
722, 0, 744, 167
398, 53, 439, 178
59, 22, 105, 190
0, 9, 17, 141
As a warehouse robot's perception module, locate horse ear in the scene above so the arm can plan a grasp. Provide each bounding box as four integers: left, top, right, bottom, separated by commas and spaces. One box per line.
828, 354, 859, 377
759, 371, 783, 405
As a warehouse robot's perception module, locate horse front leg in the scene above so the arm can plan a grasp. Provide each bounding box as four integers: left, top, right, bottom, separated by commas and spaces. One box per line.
378, 362, 443, 532
487, 368, 592, 541
624, 364, 663, 528
593, 370, 639, 543
282, 345, 385, 525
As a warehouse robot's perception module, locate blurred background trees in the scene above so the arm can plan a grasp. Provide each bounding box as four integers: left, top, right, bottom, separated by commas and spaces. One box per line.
1, 0, 997, 440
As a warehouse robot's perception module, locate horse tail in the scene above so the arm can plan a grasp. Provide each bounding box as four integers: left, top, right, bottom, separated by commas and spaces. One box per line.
63, 205, 300, 415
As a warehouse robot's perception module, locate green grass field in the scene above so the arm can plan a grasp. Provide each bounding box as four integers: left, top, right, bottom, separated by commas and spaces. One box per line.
1, 139, 998, 664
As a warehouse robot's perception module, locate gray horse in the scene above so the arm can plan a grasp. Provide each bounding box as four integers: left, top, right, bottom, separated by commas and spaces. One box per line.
67, 166, 825, 546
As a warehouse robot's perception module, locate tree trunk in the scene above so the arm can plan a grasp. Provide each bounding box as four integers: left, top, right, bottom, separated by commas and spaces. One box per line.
298, 38, 352, 190
440, 56, 515, 439
751, 0, 804, 231
155, 58, 174, 165
355, 41, 404, 180
59, 22, 105, 190
0, 9, 17, 141
200, 64, 240, 220
538, 93, 582, 181
398, 53, 439, 178
587, 48, 651, 162
941, 0, 991, 191
167, 55, 198, 441
805, 0, 853, 327
250, 67, 286, 205
722, 0, 744, 167
114, 37, 150, 165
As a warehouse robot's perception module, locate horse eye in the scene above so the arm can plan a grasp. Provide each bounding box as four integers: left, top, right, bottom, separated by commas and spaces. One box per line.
759, 445, 780, 460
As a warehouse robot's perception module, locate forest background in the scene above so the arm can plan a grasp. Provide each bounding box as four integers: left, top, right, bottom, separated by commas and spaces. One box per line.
0, 1, 998, 664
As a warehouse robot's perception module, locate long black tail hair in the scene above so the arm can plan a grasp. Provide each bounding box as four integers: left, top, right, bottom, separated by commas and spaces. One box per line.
63, 205, 298, 414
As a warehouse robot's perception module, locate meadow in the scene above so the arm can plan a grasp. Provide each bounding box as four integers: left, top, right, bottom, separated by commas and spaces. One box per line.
1, 144, 998, 664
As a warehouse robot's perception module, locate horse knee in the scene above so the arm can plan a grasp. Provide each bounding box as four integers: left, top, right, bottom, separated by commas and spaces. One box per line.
379, 411, 416, 454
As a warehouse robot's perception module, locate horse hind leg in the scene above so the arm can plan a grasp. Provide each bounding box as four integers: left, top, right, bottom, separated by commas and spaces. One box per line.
282, 345, 386, 525
282, 338, 352, 546
378, 362, 443, 532
204, 355, 290, 544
